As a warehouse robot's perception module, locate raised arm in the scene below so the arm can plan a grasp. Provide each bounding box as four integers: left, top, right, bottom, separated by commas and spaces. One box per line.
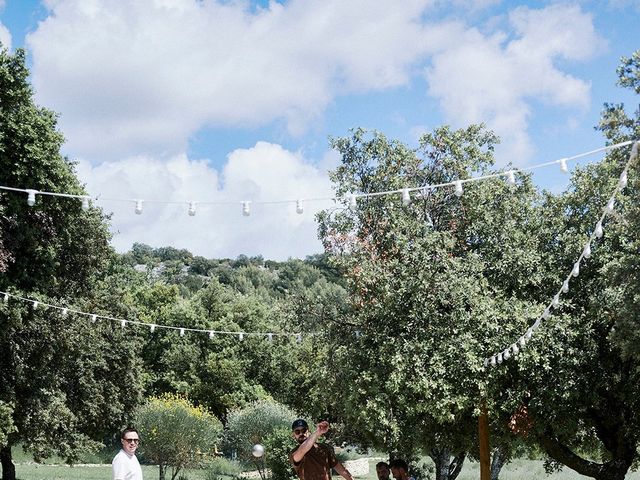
292, 421, 330, 463
334, 461, 355, 480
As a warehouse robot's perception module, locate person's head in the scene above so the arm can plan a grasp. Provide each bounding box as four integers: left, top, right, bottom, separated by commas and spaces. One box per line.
291, 419, 309, 444
376, 462, 390, 480
120, 427, 140, 455
389, 459, 409, 480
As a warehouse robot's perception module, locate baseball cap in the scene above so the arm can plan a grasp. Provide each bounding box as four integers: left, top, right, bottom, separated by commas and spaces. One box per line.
291, 419, 309, 430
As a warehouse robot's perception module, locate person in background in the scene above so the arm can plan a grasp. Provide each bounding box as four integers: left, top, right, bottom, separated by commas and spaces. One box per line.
376, 461, 391, 480
112, 427, 143, 480
389, 459, 414, 480
289, 419, 355, 480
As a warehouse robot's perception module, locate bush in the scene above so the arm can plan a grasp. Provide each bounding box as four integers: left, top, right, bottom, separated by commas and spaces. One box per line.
224, 400, 298, 465
263, 426, 298, 480
135, 394, 223, 480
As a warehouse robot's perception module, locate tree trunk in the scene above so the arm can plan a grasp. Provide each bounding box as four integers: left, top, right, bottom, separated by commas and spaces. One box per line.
0, 446, 16, 480
490, 445, 508, 480
430, 448, 466, 480
159, 463, 166, 480
538, 431, 633, 480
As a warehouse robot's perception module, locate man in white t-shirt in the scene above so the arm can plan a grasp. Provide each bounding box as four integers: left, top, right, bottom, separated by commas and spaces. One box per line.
112, 427, 143, 480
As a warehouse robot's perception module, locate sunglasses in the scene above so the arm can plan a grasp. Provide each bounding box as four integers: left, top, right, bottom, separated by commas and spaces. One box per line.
124, 438, 140, 444
293, 428, 308, 435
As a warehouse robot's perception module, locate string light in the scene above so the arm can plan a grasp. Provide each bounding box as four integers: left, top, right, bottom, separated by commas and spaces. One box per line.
558, 158, 569, 173
32, 301, 39, 310
402, 188, 411, 205
91, 314, 97, 323
151, 324, 157, 333
121, 319, 126, 328
296, 200, 304, 214
239, 332, 244, 341
209, 330, 214, 339
135, 200, 143, 215
180, 328, 185, 337
454, 180, 463, 197
26, 189, 37, 206
62, 307, 68, 316
267, 333, 273, 342
487, 140, 639, 367
242, 201, 251, 217
505, 170, 516, 186
188, 202, 197, 216
81, 196, 90, 210
3, 293, 8, 303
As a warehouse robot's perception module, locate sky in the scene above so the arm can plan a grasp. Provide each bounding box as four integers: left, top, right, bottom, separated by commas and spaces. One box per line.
0, 0, 638, 260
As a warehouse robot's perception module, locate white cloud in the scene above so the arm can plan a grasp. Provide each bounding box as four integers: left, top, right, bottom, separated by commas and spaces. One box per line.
425, 4, 604, 165
0, 21, 11, 51
76, 142, 335, 259
28, 0, 436, 160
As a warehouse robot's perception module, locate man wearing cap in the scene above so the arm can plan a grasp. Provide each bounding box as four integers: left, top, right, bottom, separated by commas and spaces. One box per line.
289, 419, 354, 480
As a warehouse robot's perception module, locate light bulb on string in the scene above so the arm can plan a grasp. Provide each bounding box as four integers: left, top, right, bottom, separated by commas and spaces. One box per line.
497, 353, 503, 363
239, 332, 244, 341
562, 280, 569, 293
503, 349, 511, 360
619, 170, 628, 189
150, 324, 156, 333
505, 170, 516, 186
26, 189, 37, 206
296, 200, 304, 214
209, 330, 215, 339
188, 202, 197, 216
267, 333, 273, 342
571, 262, 580, 277
552, 294, 560, 308
401, 188, 411, 206
484, 358, 489, 367
559, 158, 569, 173
532, 319, 541, 330
490, 356, 497, 366
135, 200, 143, 215
519, 336, 526, 347
583, 243, 592, 259
512, 343, 519, 355
594, 222, 603, 238
91, 314, 97, 323
454, 180, 463, 197
62, 307, 68, 316
542, 308, 550, 320
525, 328, 533, 340
81, 197, 90, 210
296, 333, 302, 343
242, 201, 251, 217
180, 328, 185, 337
3, 293, 8, 303
121, 319, 126, 328
605, 197, 615, 214
32, 301, 39, 310
349, 194, 357, 209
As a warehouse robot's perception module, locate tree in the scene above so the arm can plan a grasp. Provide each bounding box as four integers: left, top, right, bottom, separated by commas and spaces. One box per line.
0, 46, 143, 480
317, 126, 541, 480
135, 394, 223, 480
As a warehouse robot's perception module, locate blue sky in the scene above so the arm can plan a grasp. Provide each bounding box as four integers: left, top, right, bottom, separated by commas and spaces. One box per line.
0, 0, 639, 259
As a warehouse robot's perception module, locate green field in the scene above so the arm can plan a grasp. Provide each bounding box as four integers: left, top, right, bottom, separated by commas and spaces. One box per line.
9, 458, 640, 480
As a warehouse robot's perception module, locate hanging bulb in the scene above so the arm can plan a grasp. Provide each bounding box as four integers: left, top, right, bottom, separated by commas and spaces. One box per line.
594, 222, 603, 238
542, 308, 550, 320
188, 202, 197, 216
401, 188, 411, 206
583, 242, 591, 259
267, 333, 273, 342
150, 324, 156, 333
571, 262, 580, 277
242, 201, 251, 217
533, 319, 541, 330
121, 319, 126, 328
296, 333, 302, 343
3, 293, 9, 303
497, 353, 503, 363
525, 328, 533, 340
91, 314, 97, 323
209, 330, 215, 339
505, 170, 516, 186
605, 197, 615, 214
454, 180, 463, 197
180, 328, 185, 337
484, 358, 489, 367
559, 158, 569, 173
348, 194, 357, 209
512, 343, 520, 355
619, 170, 628, 189
503, 349, 511, 360
239, 332, 245, 341
490, 356, 497, 366
296, 199, 304, 214
61, 307, 68, 316
562, 279, 569, 293
135, 200, 143, 215
519, 336, 526, 347
26, 189, 37, 206
552, 294, 560, 308
81, 196, 90, 210
33, 301, 39, 310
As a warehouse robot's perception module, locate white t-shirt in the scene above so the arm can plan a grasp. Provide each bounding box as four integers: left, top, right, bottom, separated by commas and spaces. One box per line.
112, 449, 143, 480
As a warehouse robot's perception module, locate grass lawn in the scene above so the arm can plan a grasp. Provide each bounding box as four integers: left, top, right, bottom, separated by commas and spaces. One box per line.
9, 457, 640, 480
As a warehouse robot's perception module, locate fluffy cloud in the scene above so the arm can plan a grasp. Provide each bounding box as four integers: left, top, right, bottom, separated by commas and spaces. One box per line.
0, 21, 10, 51
425, 4, 604, 164
75, 142, 334, 259
29, 0, 435, 159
